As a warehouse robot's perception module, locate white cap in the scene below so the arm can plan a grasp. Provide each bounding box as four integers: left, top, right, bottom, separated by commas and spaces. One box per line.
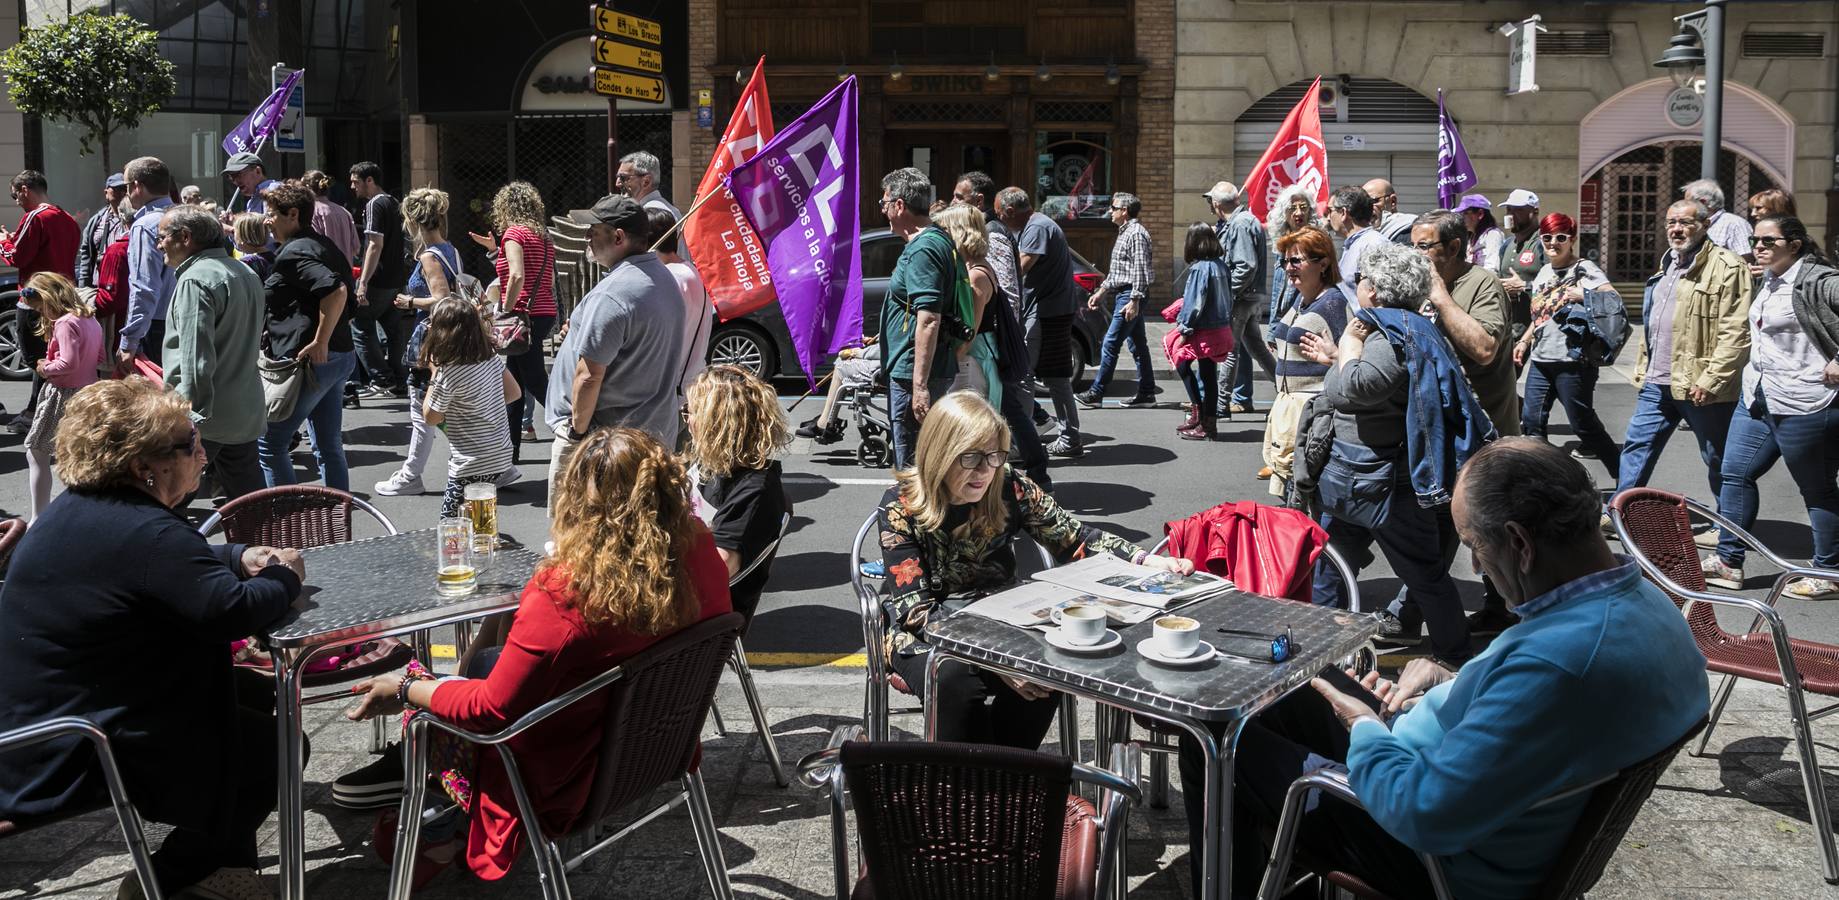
1503, 188, 1540, 208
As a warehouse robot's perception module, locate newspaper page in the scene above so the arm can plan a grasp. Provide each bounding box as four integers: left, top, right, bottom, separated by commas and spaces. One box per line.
959, 581, 1163, 629
1030, 553, 1232, 608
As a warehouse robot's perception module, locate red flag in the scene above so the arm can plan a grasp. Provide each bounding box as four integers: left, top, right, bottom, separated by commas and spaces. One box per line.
1241, 76, 1328, 221
686, 58, 777, 320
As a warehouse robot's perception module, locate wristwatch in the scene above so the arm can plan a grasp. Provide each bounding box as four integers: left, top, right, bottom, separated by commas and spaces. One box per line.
568, 425, 592, 442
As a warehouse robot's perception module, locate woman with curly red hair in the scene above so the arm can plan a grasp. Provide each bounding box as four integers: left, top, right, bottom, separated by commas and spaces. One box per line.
346, 427, 731, 884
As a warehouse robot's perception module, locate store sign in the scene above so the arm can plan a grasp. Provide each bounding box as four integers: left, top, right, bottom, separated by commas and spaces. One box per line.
271, 64, 305, 153
1665, 87, 1703, 129
1504, 16, 1545, 96
1578, 179, 1601, 234
884, 75, 993, 94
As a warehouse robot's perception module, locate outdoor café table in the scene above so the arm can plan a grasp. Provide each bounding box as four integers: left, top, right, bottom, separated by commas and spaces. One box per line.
258, 529, 541, 900
921, 588, 1381, 900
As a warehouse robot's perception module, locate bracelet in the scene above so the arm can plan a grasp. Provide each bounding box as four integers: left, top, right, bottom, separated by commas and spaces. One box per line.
1131, 549, 1150, 566
394, 674, 416, 709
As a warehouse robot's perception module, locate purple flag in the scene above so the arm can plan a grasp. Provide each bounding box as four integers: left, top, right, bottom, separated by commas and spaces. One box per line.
1436, 89, 1477, 209
223, 69, 304, 156
724, 77, 862, 385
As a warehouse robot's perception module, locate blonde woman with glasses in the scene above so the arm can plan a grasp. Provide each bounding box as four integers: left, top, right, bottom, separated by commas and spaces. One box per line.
875, 391, 1191, 748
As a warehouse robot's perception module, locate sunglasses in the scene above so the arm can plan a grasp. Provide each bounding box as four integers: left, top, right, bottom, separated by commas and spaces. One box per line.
1215, 626, 1293, 663
1353, 272, 1366, 285
1750, 235, 1790, 248
955, 450, 1009, 470
170, 426, 200, 456
18, 286, 38, 303
1279, 255, 1325, 269
1538, 233, 1573, 244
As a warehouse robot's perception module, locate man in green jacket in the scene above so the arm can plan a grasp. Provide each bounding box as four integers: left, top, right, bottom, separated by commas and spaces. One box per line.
159, 204, 268, 501
1617, 198, 1753, 503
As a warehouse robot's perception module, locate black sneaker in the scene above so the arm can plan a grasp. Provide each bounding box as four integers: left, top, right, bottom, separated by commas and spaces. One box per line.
794, 417, 823, 439
1046, 435, 1084, 458
342, 393, 361, 410
333, 743, 406, 810
1123, 392, 1157, 408
1374, 610, 1423, 643
1466, 606, 1519, 636
3, 413, 29, 435
1075, 391, 1104, 410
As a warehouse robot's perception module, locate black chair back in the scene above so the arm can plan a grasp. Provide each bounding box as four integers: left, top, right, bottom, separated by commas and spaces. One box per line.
578, 611, 744, 827
1534, 717, 1708, 900
841, 740, 1074, 900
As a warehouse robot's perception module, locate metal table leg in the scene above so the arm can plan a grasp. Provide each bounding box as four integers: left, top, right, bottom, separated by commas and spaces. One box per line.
1174, 715, 1243, 900
922, 651, 944, 739
274, 649, 308, 900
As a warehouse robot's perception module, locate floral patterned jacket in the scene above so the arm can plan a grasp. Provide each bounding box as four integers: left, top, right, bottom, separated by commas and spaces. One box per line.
875, 468, 1143, 656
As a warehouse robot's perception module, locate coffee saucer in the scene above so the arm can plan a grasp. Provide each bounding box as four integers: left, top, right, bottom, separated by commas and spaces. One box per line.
1044, 628, 1122, 653
1136, 639, 1216, 667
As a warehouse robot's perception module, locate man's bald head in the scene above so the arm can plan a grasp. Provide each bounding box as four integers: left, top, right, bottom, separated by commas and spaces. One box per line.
1364, 179, 1398, 215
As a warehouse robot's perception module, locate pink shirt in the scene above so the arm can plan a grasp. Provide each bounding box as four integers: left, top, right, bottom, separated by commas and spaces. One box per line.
40, 314, 104, 389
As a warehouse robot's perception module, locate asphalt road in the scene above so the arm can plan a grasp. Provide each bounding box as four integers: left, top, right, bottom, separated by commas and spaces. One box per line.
0, 363, 1829, 661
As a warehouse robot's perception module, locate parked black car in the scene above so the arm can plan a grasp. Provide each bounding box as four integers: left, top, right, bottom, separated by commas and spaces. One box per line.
706, 228, 1111, 385
0, 269, 24, 380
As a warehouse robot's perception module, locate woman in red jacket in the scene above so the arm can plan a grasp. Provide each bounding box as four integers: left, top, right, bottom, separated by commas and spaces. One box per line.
346, 427, 732, 884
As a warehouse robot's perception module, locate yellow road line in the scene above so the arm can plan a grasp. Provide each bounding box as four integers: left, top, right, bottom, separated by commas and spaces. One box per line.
427, 645, 864, 668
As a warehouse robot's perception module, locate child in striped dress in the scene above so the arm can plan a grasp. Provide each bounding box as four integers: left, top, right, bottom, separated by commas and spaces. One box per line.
420, 296, 520, 517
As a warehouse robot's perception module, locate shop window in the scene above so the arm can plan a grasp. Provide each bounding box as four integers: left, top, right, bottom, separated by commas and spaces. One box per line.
1033, 132, 1111, 223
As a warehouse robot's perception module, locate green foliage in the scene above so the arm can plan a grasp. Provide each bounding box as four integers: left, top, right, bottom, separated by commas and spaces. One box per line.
0, 13, 177, 166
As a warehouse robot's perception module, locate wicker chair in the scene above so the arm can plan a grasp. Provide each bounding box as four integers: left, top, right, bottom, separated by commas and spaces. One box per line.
0, 516, 26, 580
707, 512, 792, 786
1256, 717, 1705, 900
0, 716, 164, 900
386, 612, 745, 900
798, 729, 1142, 900
850, 512, 1078, 756
1610, 487, 1839, 883
199, 485, 414, 752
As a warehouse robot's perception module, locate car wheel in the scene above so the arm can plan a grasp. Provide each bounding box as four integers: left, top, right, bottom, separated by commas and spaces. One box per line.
0, 303, 30, 381
1068, 334, 1091, 391
707, 324, 776, 379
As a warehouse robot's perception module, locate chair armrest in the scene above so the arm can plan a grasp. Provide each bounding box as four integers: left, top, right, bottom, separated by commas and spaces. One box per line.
397, 662, 630, 748
796, 724, 865, 790
1257, 768, 1359, 900
794, 726, 863, 900
1080, 742, 1141, 900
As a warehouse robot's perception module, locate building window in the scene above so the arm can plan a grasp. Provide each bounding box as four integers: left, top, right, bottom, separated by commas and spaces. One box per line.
1034, 131, 1111, 223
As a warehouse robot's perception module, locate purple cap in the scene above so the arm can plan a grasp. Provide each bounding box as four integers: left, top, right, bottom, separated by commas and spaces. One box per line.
1452, 194, 1491, 213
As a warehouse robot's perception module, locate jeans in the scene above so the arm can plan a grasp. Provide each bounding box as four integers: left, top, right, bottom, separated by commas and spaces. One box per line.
1177, 358, 1218, 412
1176, 668, 1434, 898
889, 375, 954, 471
1087, 299, 1153, 397
1521, 361, 1620, 480
506, 315, 555, 447
1716, 395, 1839, 569
891, 650, 1059, 748
1615, 382, 1733, 501
1224, 303, 1277, 407
1315, 446, 1470, 664
350, 297, 408, 387
258, 350, 357, 490
999, 375, 1052, 490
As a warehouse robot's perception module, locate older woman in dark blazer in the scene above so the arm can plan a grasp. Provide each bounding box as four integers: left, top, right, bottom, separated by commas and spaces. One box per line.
0, 378, 305, 900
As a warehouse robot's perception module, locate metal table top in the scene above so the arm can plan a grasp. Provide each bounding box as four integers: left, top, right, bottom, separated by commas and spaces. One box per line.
263, 529, 540, 649
924, 589, 1382, 723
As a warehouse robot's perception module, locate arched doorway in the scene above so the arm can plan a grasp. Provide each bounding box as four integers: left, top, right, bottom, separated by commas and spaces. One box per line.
1235, 78, 1441, 208
1586, 143, 1781, 282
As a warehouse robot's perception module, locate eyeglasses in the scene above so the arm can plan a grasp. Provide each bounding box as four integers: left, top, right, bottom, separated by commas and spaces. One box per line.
1664, 218, 1701, 228
169, 427, 200, 456
1327, 206, 1348, 215
1215, 626, 1293, 664
1538, 233, 1573, 245
613, 172, 633, 184
1750, 235, 1789, 248
1279, 255, 1325, 269
955, 450, 1010, 470
1110, 206, 1128, 212
1411, 239, 1454, 251
1353, 272, 1367, 285
878, 198, 897, 210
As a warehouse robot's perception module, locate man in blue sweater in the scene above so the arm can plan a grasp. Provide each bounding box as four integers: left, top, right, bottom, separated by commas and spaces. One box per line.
1180, 437, 1707, 898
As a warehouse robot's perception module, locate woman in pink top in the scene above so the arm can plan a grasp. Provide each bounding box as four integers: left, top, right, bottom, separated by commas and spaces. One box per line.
20, 273, 104, 520
471, 182, 556, 459
303, 170, 362, 264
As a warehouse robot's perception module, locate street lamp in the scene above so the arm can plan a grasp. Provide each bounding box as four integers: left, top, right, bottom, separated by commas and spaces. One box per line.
1654, 0, 1725, 183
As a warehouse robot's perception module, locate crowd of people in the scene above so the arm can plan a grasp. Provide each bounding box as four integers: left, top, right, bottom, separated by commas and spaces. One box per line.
0, 143, 1829, 900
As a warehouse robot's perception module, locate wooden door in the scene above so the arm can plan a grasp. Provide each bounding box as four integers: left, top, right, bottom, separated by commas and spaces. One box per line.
884, 132, 1007, 208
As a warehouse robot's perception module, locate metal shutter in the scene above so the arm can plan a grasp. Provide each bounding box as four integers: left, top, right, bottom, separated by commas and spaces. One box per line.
1234, 123, 1439, 212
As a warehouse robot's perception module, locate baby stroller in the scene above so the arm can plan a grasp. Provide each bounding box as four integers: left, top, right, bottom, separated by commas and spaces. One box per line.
843, 377, 893, 468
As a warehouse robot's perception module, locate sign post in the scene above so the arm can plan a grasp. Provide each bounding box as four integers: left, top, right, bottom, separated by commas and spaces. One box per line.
590, 4, 665, 195
270, 63, 305, 153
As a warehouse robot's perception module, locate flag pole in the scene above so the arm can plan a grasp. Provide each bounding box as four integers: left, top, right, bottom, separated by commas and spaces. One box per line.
647, 186, 727, 253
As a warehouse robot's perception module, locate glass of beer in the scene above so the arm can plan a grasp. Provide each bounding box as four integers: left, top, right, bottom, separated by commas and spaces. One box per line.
436, 518, 476, 596
463, 482, 498, 567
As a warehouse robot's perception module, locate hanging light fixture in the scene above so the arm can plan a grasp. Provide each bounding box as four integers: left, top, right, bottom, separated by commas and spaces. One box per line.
836, 54, 849, 82
889, 51, 903, 81
1035, 54, 1052, 82
1104, 58, 1121, 86
985, 52, 1001, 82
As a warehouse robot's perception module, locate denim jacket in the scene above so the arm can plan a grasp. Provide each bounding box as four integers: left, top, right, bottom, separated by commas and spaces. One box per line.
1178, 259, 1234, 333
1360, 308, 1499, 507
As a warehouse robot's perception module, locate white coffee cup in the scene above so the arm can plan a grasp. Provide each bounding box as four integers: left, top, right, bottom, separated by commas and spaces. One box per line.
1152, 615, 1202, 658
1052, 604, 1108, 646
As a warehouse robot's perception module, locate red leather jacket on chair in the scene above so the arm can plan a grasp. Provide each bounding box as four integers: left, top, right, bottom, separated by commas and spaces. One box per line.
1163, 501, 1330, 603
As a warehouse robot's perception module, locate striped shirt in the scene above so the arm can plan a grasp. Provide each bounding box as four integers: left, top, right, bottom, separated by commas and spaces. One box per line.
427, 357, 514, 479
496, 225, 557, 318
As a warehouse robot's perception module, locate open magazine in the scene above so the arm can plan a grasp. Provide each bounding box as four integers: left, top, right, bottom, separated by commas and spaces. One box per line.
1032, 553, 1232, 608
960, 555, 1234, 629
